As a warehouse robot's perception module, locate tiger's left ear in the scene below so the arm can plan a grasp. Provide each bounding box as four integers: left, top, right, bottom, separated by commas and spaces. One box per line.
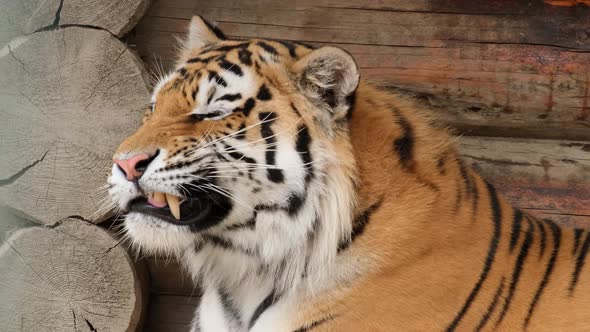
184, 16, 226, 50
292, 46, 359, 121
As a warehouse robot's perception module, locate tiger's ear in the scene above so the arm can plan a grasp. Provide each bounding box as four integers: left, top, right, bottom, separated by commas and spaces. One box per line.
292, 46, 359, 121
184, 16, 226, 50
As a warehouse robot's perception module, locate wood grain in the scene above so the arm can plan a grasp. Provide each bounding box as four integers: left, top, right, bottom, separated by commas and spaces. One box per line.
0, 0, 151, 47
459, 136, 590, 228
0, 219, 147, 332
0, 27, 149, 225
129, 0, 590, 140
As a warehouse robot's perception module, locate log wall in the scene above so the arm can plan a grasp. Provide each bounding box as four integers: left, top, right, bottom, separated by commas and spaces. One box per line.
129, 0, 590, 140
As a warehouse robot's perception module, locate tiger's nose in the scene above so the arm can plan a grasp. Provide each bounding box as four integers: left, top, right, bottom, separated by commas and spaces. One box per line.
114, 152, 157, 181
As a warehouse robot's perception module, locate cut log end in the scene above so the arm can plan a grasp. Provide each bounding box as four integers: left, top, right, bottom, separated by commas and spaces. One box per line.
0, 27, 149, 225
0, 219, 147, 331
0, 0, 150, 48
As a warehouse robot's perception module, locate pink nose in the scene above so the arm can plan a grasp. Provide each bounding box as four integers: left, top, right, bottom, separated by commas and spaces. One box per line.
114, 153, 152, 181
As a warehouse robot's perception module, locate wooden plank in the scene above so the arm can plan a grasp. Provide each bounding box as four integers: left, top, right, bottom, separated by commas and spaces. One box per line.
128, 0, 590, 140
144, 136, 590, 297
144, 294, 198, 332
459, 137, 590, 228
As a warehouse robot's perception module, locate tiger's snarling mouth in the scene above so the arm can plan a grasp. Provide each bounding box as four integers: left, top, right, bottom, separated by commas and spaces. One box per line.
126, 184, 232, 229
129, 192, 210, 225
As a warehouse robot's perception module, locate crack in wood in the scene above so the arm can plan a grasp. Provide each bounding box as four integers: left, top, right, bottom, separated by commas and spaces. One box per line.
84, 318, 98, 332
0, 150, 50, 187
34, 0, 64, 32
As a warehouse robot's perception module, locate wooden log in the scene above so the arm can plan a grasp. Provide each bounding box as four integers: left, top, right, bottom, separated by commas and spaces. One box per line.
0, 219, 148, 331
0, 0, 150, 47
129, 0, 590, 140
0, 27, 149, 225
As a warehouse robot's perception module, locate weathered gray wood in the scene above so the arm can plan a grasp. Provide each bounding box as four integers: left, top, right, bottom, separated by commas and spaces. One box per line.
130, 0, 590, 140
0, 27, 149, 225
0, 0, 150, 47
0, 219, 147, 331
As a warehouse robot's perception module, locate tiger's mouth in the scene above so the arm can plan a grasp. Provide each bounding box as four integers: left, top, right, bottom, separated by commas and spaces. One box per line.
129, 192, 213, 226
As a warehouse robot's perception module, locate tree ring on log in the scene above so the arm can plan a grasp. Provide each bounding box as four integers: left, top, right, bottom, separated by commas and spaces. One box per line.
0, 219, 146, 331
0, 27, 149, 225
0, 0, 150, 47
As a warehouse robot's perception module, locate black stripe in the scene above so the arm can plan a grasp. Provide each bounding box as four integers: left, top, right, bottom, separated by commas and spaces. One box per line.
295, 125, 314, 184
249, 290, 280, 329
276, 40, 297, 57
216, 93, 242, 102
235, 123, 247, 139
218, 287, 242, 325
212, 42, 250, 53
570, 232, 590, 295
191, 87, 199, 101
573, 228, 584, 255
238, 48, 253, 66
536, 218, 547, 258
259, 112, 284, 183
524, 219, 561, 327
227, 150, 256, 164
475, 277, 505, 332
392, 110, 415, 171
495, 219, 534, 328
225, 213, 257, 231
437, 154, 447, 175
201, 18, 226, 40
205, 234, 256, 256
235, 98, 256, 117
458, 159, 479, 216
257, 41, 279, 56
256, 84, 272, 101
457, 159, 473, 197
509, 209, 524, 253
177, 67, 189, 78
292, 315, 336, 332
345, 91, 357, 120
187, 54, 218, 64
338, 198, 383, 252
209, 71, 228, 87
445, 182, 502, 332
453, 175, 463, 214
218, 58, 243, 76
285, 193, 306, 216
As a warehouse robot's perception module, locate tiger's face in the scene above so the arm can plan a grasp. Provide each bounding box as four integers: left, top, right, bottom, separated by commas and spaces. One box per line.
109, 17, 359, 256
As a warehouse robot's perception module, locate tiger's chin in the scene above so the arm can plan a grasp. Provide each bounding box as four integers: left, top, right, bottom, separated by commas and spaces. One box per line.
123, 212, 200, 256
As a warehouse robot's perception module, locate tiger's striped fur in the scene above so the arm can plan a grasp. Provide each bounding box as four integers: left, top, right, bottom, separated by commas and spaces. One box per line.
108, 16, 590, 331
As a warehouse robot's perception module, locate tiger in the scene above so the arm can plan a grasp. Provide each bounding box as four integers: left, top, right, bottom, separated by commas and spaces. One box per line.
108, 16, 590, 331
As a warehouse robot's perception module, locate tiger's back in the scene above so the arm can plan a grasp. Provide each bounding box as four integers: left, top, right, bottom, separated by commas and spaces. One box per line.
293, 82, 590, 331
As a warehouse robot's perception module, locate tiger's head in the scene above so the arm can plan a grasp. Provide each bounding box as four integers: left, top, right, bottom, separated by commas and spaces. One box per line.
109, 16, 359, 282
